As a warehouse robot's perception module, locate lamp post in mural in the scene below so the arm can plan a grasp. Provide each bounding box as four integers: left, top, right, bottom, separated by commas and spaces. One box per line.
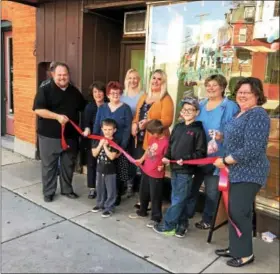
194, 13, 209, 71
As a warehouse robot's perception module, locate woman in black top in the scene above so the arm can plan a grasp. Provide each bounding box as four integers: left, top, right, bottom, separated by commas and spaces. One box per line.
82, 81, 108, 199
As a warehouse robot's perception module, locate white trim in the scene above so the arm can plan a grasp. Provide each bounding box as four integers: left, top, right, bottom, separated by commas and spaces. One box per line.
5, 34, 13, 115
144, 4, 152, 91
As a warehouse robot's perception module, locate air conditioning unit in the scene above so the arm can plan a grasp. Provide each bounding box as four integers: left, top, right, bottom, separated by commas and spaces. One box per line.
124, 11, 146, 36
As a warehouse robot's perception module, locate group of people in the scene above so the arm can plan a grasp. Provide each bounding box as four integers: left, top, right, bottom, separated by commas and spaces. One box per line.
33, 62, 271, 268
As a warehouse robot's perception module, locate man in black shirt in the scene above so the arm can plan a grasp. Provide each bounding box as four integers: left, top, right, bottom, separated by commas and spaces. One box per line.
33, 62, 86, 202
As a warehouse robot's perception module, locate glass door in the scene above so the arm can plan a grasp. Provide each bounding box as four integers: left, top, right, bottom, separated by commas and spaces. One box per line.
120, 42, 145, 89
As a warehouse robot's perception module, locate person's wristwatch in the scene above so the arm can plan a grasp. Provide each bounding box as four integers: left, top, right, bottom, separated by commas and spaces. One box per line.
222, 157, 229, 166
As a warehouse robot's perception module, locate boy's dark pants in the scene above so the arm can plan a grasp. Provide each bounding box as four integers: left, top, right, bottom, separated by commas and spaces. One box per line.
229, 182, 260, 258
138, 173, 163, 222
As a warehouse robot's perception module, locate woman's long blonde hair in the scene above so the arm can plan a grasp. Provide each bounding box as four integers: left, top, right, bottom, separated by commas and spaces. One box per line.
124, 68, 141, 95
147, 69, 168, 100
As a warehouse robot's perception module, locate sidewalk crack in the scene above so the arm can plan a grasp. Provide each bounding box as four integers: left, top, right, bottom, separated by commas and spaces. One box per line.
1, 219, 66, 244
199, 256, 220, 273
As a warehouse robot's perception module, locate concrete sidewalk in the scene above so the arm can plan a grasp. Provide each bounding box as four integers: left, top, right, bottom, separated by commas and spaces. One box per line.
1, 148, 279, 273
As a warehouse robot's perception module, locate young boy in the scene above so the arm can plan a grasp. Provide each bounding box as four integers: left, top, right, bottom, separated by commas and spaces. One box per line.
129, 119, 169, 228
153, 97, 207, 238
91, 118, 119, 218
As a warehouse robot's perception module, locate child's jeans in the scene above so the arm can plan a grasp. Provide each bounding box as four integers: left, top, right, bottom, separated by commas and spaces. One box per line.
163, 172, 193, 230
96, 172, 116, 212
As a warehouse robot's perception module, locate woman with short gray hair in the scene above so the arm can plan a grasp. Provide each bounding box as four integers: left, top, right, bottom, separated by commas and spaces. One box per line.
187, 74, 239, 229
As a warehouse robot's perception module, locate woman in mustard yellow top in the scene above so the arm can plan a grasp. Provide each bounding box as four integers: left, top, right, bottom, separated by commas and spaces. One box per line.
132, 69, 174, 150
131, 69, 174, 209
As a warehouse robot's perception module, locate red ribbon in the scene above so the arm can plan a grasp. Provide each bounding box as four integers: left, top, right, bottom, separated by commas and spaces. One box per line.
61, 120, 242, 237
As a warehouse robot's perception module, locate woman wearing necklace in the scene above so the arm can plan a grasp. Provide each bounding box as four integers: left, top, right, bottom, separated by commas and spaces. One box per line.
121, 69, 144, 197
214, 77, 270, 267
93, 81, 133, 206
131, 69, 174, 210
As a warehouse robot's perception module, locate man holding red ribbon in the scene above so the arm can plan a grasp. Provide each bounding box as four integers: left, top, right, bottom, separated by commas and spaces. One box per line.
33, 62, 86, 202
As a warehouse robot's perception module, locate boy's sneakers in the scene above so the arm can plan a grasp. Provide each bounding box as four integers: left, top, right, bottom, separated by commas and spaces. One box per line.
129, 209, 148, 219
91, 206, 102, 213
92, 206, 112, 217
195, 220, 211, 230
102, 211, 112, 218
175, 227, 187, 238
134, 203, 141, 210
134, 203, 151, 211
153, 223, 176, 236
88, 188, 97, 199
146, 220, 160, 228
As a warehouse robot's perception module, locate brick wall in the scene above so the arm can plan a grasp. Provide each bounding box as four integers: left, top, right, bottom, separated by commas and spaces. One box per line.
2, 1, 37, 145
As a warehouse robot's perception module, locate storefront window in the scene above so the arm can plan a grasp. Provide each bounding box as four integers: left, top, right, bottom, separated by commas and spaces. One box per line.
145, 0, 279, 214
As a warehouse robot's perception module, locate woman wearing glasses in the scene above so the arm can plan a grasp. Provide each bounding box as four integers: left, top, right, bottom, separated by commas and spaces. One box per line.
213, 77, 270, 267
187, 74, 239, 230
93, 81, 133, 206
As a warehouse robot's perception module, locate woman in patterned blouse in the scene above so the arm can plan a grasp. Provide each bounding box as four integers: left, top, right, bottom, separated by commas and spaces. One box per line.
132, 69, 174, 209
213, 77, 270, 268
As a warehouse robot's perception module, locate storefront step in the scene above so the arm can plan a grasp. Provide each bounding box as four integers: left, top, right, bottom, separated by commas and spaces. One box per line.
256, 209, 280, 238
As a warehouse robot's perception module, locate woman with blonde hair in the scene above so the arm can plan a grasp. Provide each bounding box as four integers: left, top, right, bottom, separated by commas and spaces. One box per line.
121, 68, 144, 198
122, 68, 143, 116
131, 69, 174, 210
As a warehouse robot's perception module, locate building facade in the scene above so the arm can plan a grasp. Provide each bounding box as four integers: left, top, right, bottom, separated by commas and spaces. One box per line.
1, 1, 37, 158
7, 0, 280, 235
